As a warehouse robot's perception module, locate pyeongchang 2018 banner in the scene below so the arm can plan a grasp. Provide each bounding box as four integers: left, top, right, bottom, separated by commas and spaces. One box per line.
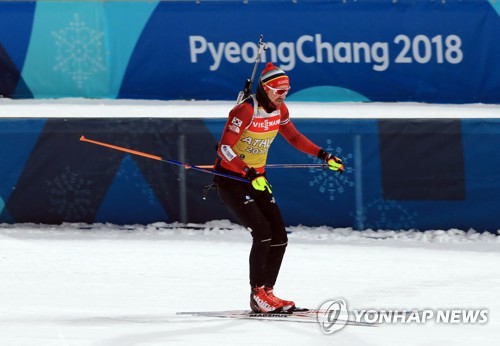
2, 0, 500, 102
119, 0, 500, 103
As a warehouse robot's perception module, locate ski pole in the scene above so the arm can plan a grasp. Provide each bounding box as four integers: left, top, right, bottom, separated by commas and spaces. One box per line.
79, 136, 250, 183
195, 163, 328, 169
236, 34, 268, 104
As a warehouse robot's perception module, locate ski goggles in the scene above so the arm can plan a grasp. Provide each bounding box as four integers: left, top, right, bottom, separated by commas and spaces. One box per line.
264, 84, 291, 96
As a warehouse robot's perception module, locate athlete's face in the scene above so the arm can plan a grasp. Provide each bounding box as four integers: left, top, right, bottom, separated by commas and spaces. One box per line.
264, 83, 290, 108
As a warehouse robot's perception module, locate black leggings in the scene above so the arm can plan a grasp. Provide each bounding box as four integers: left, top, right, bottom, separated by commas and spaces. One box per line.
216, 174, 288, 288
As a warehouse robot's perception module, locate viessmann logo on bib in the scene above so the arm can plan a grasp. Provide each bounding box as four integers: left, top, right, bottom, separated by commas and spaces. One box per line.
249, 118, 280, 132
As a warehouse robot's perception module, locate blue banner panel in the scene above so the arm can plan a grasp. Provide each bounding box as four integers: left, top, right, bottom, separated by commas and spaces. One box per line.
378, 120, 465, 200
20, 0, 158, 98
0, 118, 46, 221
119, 0, 500, 103
0, 1, 36, 97
2, 118, 230, 225
1, 116, 500, 232
2, 0, 500, 102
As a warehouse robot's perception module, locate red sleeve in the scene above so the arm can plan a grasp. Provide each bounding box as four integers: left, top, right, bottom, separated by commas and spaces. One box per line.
216, 101, 253, 173
279, 104, 321, 156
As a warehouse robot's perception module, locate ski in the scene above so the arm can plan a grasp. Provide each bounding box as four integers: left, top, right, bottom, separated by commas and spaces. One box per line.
176, 309, 377, 326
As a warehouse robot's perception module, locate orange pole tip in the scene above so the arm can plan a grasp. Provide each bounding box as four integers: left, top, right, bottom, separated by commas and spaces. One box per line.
80, 135, 86, 141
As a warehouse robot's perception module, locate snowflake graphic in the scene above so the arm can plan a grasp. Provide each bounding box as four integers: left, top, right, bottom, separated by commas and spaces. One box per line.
308, 140, 354, 201
355, 198, 418, 230
46, 166, 92, 221
52, 14, 105, 89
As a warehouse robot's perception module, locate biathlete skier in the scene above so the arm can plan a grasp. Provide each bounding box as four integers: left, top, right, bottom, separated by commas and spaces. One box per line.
214, 62, 343, 313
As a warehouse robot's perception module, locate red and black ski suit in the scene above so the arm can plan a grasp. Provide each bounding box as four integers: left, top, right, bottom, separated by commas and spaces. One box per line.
214, 94, 323, 288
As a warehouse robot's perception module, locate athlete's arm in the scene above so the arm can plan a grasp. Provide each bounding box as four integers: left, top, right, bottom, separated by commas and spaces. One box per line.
279, 104, 321, 156
217, 101, 253, 173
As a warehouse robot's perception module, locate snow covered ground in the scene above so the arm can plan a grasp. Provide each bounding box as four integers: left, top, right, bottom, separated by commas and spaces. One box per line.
0, 222, 499, 346
1, 99, 500, 345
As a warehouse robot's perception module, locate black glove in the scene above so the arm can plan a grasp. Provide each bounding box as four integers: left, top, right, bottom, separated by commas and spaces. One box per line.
318, 149, 344, 173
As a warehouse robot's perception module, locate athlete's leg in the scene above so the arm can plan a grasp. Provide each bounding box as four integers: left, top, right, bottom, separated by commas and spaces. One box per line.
216, 176, 273, 287
253, 191, 288, 287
